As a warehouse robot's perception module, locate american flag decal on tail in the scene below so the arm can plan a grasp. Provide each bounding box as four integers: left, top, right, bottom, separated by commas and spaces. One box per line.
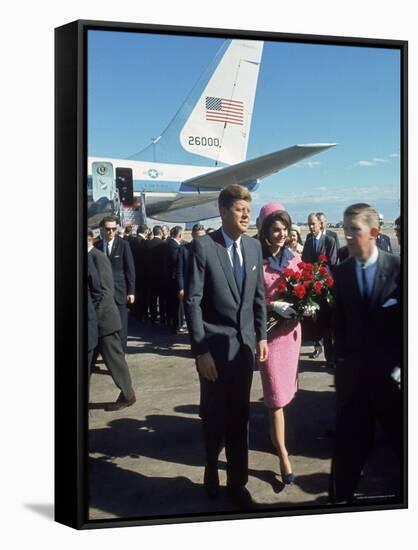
205, 96, 244, 125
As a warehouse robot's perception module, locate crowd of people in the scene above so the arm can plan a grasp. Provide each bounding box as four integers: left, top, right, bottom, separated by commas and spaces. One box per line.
87, 184, 402, 509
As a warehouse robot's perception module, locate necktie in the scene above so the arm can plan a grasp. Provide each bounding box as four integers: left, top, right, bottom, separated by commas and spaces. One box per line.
107, 242, 111, 258
361, 263, 369, 306
232, 241, 243, 295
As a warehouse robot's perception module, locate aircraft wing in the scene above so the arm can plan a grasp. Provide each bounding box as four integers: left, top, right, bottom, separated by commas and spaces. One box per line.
183, 143, 336, 189
148, 192, 220, 223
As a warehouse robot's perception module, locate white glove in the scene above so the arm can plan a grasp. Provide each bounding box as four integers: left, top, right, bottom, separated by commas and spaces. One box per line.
272, 301, 297, 319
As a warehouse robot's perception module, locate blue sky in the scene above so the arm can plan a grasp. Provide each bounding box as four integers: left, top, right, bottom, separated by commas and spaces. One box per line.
88, 31, 401, 223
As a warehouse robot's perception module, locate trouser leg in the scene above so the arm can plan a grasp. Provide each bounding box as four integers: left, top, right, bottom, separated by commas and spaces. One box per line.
99, 332, 135, 399
225, 354, 253, 488
329, 399, 375, 502
117, 303, 128, 351
199, 376, 226, 469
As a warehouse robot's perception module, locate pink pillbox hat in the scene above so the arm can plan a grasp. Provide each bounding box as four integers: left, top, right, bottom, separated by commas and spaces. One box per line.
258, 201, 286, 225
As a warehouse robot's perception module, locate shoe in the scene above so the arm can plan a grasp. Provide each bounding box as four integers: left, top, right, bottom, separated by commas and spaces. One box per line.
280, 468, 295, 485
227, 485, 254, 509
310, 344, 323, 359
105, 392, 136, 411
204, 466, 220, 499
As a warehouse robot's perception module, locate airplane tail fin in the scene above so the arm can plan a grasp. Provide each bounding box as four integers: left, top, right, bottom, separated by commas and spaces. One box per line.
128, 39, 263, 167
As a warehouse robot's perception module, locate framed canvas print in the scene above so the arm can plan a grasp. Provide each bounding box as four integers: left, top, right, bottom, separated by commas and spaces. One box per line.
55, 19, 407, 529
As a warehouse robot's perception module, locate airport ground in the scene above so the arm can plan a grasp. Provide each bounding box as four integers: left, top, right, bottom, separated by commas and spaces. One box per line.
88, 298, 401, 521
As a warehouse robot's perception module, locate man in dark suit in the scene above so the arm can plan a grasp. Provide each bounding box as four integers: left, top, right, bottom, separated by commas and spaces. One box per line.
94, 216, 136, 351
166, 225, 185, 333
329, 204, 402, 503
88, 230, 136, 411
317, 212, 340, 251
145, 225, 168, 325
184, 184, 268, 509
131, 224, 149, 321
376, 213, 393, 253
87, 253, 102, 372
302, 213, 337, 364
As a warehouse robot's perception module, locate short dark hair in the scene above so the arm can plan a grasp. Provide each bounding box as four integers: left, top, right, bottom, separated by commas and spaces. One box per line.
171, 225, 183, 238
218, 184, 252, 210
124, 226, 133, 235
87, 229, 94, 238
259, 210, 292, 257
192, 223, 205, 234
316, 211, 325, 219
137, 224, 148, 234
153, 225, 163, 237
394, 215, 401, 227
100, 215, 118, 227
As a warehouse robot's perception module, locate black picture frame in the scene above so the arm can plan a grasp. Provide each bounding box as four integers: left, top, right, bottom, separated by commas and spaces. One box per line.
55, 19, 408, 529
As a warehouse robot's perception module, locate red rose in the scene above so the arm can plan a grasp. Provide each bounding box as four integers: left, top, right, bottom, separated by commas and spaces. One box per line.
313, 281, 323, 294
319, 266, 328, 275
318, 254, 328, 263
326, 276, 334, 288
292, 271, 302, 281
304, 263, 314, 271
294, 284, 307, 299
297, 262, 306, 269
282, 267, 294, 278
303, 280, 311, 288
277, 281, 287, 293
302, 271, 315, 280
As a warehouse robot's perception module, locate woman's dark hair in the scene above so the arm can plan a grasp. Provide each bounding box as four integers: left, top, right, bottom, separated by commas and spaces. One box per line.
290, 226, 303, 245
259, 210, 292, 257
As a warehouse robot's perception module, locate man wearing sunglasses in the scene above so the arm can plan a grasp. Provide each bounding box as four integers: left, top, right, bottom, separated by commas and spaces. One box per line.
95, 216, 136, 352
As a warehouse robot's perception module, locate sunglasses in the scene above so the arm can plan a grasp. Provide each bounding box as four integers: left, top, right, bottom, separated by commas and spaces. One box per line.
104, 227, 117, 231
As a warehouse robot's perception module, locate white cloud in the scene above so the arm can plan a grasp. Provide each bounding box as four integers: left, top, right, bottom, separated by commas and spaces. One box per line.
318, 186, 327, 192
372, 157, 389, 163
357, 160, 376, 166
390, 153, 400, 158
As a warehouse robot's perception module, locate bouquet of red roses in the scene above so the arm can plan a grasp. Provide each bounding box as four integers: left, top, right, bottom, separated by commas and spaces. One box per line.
267, 254, 334, 333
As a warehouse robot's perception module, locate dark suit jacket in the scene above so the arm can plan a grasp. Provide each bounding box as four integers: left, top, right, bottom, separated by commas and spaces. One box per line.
130, 235, 148, 288
145, 238, 168, 284
302, 233, 337, 265
325, 229, 340, 251
333, 250, 401, 402
89, 247, 122, 336
95, 236, 135, 305
184, 229, 267, 366
177, 242, 191, 291
166, 238, 182, 286
376, 233, 393, 253
88, 254, 102, 351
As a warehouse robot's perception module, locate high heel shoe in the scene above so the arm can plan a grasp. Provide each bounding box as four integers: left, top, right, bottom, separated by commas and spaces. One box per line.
280, 466, 295, 485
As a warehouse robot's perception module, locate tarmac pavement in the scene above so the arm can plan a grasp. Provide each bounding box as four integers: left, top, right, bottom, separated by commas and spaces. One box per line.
88, 316, 401, 522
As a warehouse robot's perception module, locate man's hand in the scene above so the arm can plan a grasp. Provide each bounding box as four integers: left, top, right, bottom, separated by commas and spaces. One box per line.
178, 289, 184, 300
196, 351, 218, 381
127, 294, 135, 305
256, 339, 268, 362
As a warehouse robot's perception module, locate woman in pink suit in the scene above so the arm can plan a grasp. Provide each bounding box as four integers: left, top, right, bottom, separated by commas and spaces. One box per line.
258, 203, 302, 484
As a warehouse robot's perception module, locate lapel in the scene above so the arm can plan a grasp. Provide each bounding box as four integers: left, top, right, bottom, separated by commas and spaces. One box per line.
345, 257, 363, 307
212, 229, 241, 304
368, 250, 388, 309
318, 234, 326, 255
241, 235, 251, 302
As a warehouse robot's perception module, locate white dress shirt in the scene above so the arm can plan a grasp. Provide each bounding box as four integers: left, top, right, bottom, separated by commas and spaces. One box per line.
221, 227, 244, 268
